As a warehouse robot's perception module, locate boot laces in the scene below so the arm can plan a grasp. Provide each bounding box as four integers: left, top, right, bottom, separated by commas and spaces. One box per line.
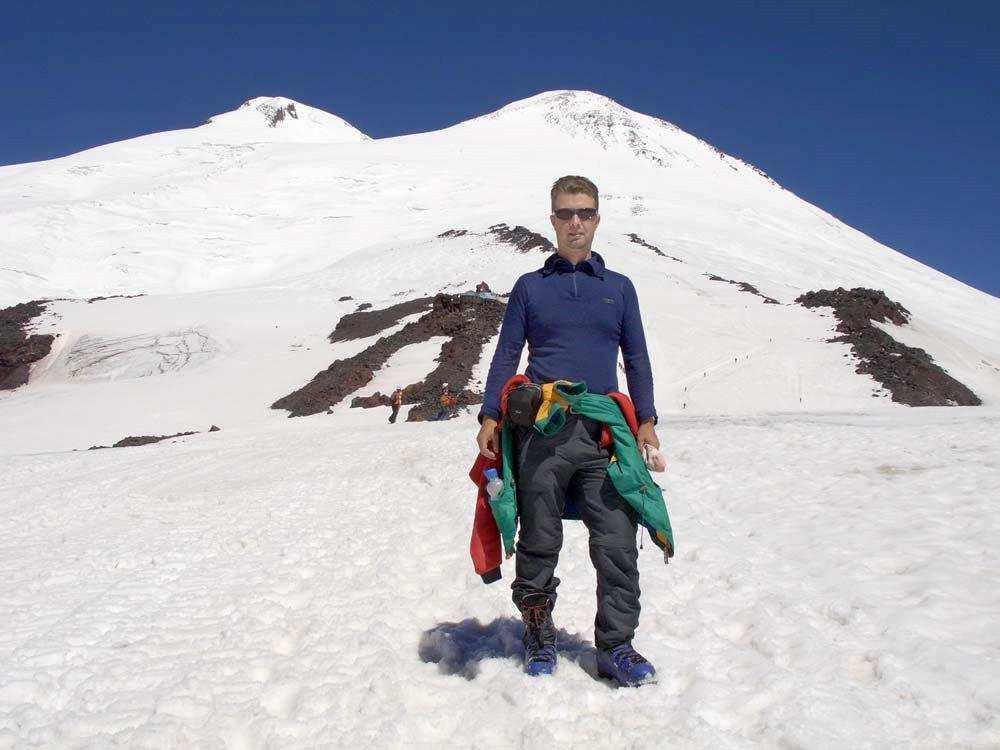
522, 602, 557, 661
613, 644, 648, 668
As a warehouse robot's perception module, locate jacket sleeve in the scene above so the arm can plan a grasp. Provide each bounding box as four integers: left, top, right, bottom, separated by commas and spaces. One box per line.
620, 277, 657, 425
479, 276, 528, 422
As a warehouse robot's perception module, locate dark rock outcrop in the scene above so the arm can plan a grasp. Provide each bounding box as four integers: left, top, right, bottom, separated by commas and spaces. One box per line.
706, 274, 780, 304
267, 102, 298, 127
797, 287, 981, 406
351, 392, 391, 409
487, 223, 554, 253
626, 233, 684, 262
96, 431, 197, 449
88, 426, 222, 450
439, 223, 554, 254
273, 293, 505, 419
331, 297, 436, 342
1, 300, 55, 391
86, 293, 145, 304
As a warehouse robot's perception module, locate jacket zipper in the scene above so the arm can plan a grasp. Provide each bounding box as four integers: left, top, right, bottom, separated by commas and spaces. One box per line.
573, 271, 578, 299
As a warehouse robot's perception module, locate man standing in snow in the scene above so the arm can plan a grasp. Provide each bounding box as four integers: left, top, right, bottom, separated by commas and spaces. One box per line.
475, 175, 660, 686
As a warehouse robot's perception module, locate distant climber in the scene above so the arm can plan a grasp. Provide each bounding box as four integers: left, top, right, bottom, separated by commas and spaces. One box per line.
436, 383, 458, 420
389, 387, 403, 424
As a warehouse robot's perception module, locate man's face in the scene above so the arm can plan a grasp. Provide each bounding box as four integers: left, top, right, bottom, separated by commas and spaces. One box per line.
550, 191, 600, 255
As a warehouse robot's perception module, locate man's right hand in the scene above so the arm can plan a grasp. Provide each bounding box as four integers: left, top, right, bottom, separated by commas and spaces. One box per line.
477, 417, 500, 459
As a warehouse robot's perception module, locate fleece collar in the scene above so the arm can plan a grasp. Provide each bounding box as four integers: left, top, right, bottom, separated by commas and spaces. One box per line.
541, 251, 606, 279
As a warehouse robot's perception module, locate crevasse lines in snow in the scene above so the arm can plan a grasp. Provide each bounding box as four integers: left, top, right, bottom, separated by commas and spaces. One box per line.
63, 328, 218, 380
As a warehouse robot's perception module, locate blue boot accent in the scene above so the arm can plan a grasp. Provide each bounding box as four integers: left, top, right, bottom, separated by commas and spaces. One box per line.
596, 643, 656, 687
520, 593, 557, 676
524, 643, 557, 676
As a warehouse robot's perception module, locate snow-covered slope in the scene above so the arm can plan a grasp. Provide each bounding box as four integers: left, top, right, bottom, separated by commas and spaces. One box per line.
1, 91, 997, 432
1, 90, 999, 747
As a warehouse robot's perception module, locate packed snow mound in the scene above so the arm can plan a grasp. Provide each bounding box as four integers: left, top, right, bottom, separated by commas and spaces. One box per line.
204, 96, 371, 143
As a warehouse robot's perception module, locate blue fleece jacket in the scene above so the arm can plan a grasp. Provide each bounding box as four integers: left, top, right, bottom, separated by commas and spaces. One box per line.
479, 251, 657, 425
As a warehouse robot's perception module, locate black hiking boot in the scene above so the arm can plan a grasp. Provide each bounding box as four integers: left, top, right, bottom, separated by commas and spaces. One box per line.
519, 593, 557, 676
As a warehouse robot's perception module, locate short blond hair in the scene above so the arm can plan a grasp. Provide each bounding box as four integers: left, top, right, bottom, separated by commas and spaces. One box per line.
550, 175, 599, 212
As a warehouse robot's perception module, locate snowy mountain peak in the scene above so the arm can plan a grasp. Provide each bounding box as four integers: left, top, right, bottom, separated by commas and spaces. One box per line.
499, 89, 623, 114
459, 89, 758, 175
482, 89, 645, 136
205, 96, 370, 143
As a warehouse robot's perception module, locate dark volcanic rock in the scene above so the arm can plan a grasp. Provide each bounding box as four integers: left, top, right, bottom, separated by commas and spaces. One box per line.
267, 102, 298, 127
86, 293, 146, 304
438, 229, 469, 238
706, 274, 780, 304
487, 223, 554, 253
626, 233, 684, 262
331, 297, 436, 342
273, 293, 505, 419
338, 295, 353, 302
1, 300, 55, 390
351, 392, 391, 408
355, 303, 373, 312
89, 430, 200, 450
797, 287, 981, 406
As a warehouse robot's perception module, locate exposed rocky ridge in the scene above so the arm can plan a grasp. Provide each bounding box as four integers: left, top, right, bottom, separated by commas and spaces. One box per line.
88, 425, 220, 450
273, 293, 505, 419
264, 102, 298, 127
86, 293, 146, 304
487, 223, 554, 253
626, 233, 684, 262
797, 287, 981, 406
1, 300, 55, 391
330, 298, 435, 342
707, 274, 780, 304
438, 224, 554, 254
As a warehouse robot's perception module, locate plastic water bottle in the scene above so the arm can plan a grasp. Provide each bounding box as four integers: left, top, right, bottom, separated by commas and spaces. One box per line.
484, 468, 504, 500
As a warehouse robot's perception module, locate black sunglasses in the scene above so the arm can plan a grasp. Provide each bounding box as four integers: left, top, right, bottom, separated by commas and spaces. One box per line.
553, 208, 598, 221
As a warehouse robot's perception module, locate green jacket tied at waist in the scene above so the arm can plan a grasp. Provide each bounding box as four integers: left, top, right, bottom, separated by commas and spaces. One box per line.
490, 381, 675, 561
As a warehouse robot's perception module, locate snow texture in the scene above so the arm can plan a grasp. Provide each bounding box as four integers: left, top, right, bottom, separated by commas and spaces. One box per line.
1, 412, 998, 747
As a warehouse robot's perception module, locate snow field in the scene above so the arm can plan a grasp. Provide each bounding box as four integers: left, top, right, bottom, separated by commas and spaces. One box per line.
1, 407, 998, 748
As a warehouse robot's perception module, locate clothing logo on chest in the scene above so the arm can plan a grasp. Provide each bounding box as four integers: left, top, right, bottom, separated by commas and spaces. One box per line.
601, 297, 615, 304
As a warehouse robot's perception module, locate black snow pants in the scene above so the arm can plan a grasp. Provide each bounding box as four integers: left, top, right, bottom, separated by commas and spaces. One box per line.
511, 412, 641, 650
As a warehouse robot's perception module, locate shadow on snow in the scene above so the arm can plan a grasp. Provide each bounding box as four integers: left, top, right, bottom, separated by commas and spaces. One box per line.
418, 616, 605, 682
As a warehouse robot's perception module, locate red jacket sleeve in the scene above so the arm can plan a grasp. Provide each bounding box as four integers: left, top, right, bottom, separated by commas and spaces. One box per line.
468, 373, 530, 582
601, 391, 640, 447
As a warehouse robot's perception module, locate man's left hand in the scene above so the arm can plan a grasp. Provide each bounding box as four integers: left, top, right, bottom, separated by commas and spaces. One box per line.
637, 419, 659, 449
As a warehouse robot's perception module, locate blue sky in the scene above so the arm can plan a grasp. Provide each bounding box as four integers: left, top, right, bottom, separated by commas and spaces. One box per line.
2, 1, 997, 296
